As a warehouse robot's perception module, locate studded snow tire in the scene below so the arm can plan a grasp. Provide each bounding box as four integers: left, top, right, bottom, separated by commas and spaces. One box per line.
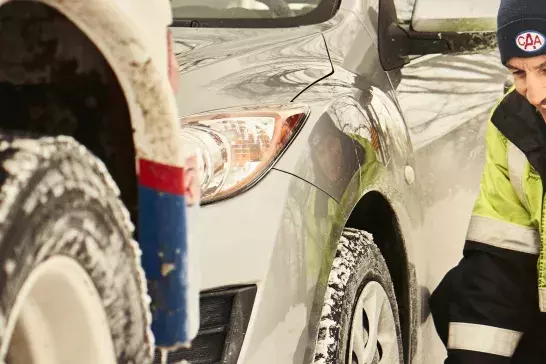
0, 134, 153, 363
313, 228, 403, 364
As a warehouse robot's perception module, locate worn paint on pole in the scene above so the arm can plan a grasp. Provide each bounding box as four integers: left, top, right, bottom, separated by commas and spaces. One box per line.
138, 158, 194, 348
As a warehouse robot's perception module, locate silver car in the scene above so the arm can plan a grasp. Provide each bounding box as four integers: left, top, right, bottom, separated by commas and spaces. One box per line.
159, 0, 507, 363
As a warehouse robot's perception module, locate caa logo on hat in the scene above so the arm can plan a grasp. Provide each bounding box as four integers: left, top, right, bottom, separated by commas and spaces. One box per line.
516, 31, 546, 52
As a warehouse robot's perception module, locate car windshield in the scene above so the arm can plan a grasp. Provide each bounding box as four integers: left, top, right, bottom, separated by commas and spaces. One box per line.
171, 0, 324, 20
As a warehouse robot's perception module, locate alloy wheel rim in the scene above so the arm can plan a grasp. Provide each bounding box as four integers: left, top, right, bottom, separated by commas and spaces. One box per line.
348, 281, 400, 364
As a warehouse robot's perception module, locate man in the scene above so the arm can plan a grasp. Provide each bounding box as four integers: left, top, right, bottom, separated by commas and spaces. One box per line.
429, 0, 546, 362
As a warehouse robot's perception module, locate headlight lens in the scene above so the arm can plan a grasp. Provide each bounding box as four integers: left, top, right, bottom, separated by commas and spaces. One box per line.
180, 104, 309, 203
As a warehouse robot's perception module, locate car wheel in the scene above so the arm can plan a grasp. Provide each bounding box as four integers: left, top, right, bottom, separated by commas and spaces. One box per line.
0, 133, 152, 364
313, 228, 403, 364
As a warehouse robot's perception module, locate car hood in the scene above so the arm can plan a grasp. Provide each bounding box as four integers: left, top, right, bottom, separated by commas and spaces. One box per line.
171, 27, 333, 117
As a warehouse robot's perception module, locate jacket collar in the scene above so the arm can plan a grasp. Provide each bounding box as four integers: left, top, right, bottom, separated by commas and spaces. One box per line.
492, 90, 546, 182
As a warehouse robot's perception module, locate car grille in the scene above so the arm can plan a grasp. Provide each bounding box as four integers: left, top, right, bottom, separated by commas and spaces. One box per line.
153, 285, 257, 364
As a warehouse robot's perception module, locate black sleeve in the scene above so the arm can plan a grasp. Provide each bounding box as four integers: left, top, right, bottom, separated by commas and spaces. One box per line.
429, 241, 539, 364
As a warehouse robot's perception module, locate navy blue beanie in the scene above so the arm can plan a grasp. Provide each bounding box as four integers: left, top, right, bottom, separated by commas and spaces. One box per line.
497, 0, 546, 64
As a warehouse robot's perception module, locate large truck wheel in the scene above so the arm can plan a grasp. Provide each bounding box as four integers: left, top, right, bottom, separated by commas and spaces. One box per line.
0, 134, 152, 364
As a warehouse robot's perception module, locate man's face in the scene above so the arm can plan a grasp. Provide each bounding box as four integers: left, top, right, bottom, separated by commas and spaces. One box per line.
508, 54, 546, 122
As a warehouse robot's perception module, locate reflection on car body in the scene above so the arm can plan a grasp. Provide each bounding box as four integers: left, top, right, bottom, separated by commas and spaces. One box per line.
160, 0, 508, 363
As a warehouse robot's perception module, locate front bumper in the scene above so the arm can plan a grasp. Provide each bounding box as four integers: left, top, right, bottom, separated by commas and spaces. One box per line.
156, 168, 333, 363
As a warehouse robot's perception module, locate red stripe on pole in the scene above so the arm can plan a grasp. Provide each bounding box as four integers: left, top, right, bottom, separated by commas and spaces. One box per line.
139, 159, 185, 195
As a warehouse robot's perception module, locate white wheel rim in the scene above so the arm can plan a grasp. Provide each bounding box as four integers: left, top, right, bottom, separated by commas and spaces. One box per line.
349, 281, 400, 364
0, 256, 117, 364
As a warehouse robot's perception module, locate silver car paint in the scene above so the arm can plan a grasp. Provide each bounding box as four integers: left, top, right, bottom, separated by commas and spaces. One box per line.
274, 9, 422, 361
173, 27, 332, 117
172, 1, 508, 363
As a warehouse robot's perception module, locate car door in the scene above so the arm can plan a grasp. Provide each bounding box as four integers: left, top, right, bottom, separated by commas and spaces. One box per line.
388, 0, 508, 362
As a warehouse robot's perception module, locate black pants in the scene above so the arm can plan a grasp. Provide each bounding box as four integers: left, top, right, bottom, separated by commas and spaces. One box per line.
430, 267, 546, 363
511, 315, 546, 363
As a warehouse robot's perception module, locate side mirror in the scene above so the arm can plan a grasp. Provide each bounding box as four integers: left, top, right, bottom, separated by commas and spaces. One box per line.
379, 0, 499, 71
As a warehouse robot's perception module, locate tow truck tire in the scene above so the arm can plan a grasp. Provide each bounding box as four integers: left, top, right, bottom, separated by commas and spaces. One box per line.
313, 228, 403, 364
0, 134, 152, 364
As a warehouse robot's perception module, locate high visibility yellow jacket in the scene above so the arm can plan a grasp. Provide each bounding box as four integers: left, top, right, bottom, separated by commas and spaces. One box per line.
430, 88, 546, 363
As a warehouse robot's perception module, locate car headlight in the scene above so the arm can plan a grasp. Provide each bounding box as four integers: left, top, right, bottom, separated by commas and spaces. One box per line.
180, 104, 309, 204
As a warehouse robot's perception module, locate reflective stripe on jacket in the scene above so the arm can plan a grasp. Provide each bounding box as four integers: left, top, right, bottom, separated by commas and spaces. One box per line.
430, 88, 546, 363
